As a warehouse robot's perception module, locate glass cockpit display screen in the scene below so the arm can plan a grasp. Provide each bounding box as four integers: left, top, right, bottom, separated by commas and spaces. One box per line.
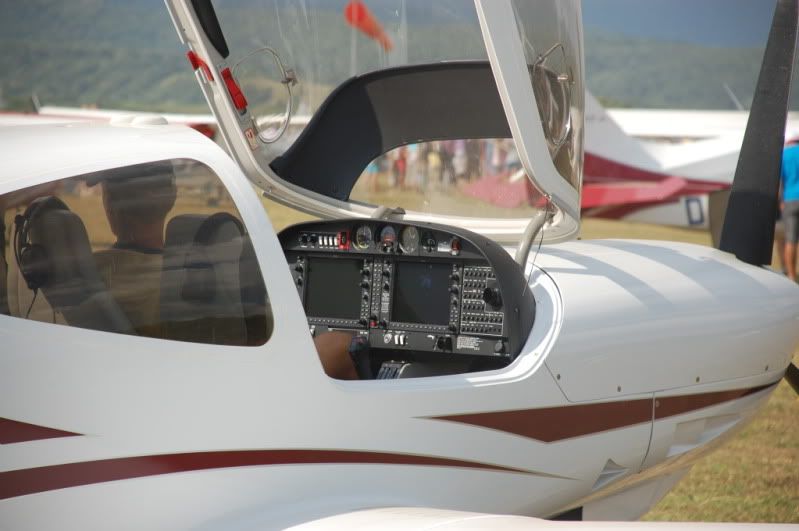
392, 262, 451, 326
305, 257, 362, 320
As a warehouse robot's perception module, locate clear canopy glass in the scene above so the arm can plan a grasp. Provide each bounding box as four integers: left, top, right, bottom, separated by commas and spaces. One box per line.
206, 0, 583, 236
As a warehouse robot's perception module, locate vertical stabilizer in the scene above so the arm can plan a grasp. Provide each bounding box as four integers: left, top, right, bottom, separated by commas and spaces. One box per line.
584, 91, 660, 170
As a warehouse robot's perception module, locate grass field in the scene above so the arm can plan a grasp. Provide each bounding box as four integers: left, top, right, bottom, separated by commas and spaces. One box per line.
263, 197, 799, 524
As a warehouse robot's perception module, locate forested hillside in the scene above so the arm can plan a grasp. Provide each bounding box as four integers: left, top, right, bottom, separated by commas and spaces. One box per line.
0, 0, 792, 112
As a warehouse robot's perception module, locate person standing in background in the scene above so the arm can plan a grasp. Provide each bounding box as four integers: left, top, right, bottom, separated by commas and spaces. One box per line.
392, 146, 407, 189
780, 142, 799, 281
364, 159, 380, 194
427, 142, 441, 189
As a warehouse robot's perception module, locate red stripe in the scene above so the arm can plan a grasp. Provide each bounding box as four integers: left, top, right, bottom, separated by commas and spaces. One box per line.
459, 152, 726, 213
0, 384, 775, 499
583, 152, 728, 215
431, 382, 777, 443
433, 398, 652, 443
581, 176, 687, 209
654, 384, 774, 419
584, 152, 727, 192
0, 449, 529, 500
0, 418, 81, 445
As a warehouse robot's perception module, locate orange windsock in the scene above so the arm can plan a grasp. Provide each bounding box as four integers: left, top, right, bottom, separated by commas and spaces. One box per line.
344, 0, 393, 51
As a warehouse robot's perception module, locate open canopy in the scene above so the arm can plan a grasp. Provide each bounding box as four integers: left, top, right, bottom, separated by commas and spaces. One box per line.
167, 0, 583, 243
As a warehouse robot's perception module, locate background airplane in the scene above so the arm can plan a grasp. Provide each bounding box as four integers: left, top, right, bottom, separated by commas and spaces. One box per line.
1, 92, 791, 233
465, 91, 799, 230
607, 104, 799, 142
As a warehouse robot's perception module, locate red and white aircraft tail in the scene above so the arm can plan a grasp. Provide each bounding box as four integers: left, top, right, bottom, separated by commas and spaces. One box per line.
583, 91, 737, 228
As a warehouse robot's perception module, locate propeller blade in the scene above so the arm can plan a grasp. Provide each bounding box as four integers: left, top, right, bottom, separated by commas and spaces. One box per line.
785, 362, 799, 396
718, 0, 799, 265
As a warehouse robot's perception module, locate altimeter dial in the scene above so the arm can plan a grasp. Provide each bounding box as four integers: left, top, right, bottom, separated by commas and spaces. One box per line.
399, 226, 420, 254
354, 225, 372, 250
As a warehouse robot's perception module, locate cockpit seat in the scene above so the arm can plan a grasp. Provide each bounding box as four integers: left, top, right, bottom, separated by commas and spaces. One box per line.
14, 196, 135, 334
93, 248, 165, 337
160, 213, 270, 345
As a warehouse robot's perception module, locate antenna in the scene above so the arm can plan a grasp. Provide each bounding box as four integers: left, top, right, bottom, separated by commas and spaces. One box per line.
722, 82, 745, 111
30, 92, 41, 113
718, 0, 798, 266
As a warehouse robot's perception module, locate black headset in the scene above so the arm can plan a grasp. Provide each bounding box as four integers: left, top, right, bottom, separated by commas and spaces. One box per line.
13, 196, 69, 291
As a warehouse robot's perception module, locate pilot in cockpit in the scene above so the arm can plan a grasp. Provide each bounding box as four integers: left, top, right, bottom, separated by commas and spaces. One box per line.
92, 169, 177, 337
94, 169, 359, 378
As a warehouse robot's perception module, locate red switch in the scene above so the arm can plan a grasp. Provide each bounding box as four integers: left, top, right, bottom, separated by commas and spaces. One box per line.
186, 51, 214, 81
220, 67, 248, 112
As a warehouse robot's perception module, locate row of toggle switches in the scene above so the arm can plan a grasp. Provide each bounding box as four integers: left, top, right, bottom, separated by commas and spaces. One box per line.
298, 232, 346, 248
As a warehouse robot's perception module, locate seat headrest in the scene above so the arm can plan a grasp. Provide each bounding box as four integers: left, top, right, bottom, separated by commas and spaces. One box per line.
16, 195, 134, 334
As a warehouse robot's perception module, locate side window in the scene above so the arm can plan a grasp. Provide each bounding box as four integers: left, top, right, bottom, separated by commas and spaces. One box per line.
0, 159, 273, 346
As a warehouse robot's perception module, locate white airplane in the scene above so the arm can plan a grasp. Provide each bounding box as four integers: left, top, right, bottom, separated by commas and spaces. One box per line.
582, 91, 732, 227
1, 1, 798, 530
583, 92, 799, 230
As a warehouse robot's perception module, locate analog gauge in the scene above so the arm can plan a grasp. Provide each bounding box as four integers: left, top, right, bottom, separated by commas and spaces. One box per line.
399, 226, 420, 254
379, 225, 397, 252
354, 225, 372, 250
421, 232, 437, 253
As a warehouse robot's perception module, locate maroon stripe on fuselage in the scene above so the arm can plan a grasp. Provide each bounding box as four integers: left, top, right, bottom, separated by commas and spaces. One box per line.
431, 382, 778, 443
433, 398, 652, 443
0, 418, 81, 444
654, 383, 774, 419
0, 384, 777, 499
584, 152, 728, 192
0, 449, 529, 500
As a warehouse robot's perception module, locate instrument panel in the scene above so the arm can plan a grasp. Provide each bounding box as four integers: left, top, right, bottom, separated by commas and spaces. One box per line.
279, 220, 536, 377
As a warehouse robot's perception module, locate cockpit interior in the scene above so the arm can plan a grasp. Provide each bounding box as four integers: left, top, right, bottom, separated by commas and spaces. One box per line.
279, 219, 535, 379
0, 159, 535, 381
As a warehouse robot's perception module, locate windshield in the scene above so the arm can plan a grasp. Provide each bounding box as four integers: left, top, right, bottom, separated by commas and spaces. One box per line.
215, 0, 487, 150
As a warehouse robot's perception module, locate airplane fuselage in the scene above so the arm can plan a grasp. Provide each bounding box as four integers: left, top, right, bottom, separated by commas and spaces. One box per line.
2, 191, 795, 528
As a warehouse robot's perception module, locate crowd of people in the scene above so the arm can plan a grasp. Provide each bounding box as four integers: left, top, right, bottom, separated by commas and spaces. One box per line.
360, 138, 521, 193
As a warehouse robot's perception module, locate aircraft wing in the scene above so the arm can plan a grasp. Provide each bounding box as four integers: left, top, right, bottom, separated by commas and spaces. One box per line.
607, 107, 799, 142
285, 507, 789, 530
0, 110, 79, 127
36, 105, 216, 127
0, 106, 219, 139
